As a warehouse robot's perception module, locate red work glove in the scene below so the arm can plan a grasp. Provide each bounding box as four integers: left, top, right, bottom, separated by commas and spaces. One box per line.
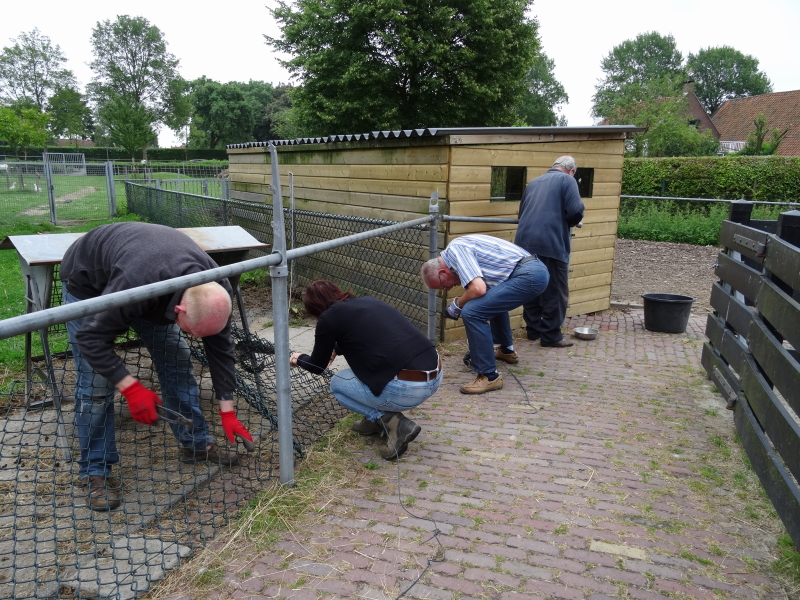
219, 410, 254, 444
120, 380, 162, 425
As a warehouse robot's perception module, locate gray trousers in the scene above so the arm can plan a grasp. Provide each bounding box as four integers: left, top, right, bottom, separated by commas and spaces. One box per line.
522, 256, 569, 343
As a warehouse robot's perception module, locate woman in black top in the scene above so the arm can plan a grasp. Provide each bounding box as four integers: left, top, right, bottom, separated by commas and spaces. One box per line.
290, 280, 442, 460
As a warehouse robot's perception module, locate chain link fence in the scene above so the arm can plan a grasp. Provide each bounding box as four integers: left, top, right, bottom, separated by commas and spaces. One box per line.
0, 176, 437, 598
125, 183, 432, 334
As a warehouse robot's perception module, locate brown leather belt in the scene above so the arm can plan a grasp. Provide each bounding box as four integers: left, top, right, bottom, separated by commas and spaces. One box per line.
396, 356, 442, 382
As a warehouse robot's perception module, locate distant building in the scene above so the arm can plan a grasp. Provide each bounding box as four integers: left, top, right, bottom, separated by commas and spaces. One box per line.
54, 139, 95, 148
712, 90, 800, 156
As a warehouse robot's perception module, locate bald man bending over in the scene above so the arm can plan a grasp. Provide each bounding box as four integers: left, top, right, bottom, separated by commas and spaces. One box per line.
61, 222, 252, 511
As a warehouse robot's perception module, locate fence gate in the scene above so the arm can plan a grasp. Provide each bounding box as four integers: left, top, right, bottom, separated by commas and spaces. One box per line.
702, 205, 800, 548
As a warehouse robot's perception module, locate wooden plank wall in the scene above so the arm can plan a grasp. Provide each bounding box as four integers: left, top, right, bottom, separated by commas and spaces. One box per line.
227, 144, 448, 223
228, 135, 625, 343
442, 138, 625, 341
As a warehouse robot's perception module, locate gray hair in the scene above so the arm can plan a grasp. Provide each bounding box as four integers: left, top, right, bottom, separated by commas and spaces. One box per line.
420, 258, 441, 286
552, 155, 577, 172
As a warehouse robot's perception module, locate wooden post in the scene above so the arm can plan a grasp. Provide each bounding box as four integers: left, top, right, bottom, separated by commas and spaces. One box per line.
728, 200, 753, 225
776, 210, 800, 249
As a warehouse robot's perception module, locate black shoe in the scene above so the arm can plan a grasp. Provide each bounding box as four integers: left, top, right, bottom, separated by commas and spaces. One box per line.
463, 351, 471, 367
351, 417, 382, 436
526, 333, 541, 341
380, 413, 421, 460
540, 339, 573, 348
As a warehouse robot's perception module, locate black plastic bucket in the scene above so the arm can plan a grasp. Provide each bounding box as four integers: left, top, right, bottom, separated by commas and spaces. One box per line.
641, 293, 696, 334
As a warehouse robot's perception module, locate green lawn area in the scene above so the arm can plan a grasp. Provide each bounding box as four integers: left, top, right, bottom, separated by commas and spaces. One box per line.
0, 216, 141, 385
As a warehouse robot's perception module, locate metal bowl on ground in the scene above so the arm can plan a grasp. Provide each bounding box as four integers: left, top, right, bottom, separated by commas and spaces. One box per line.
573, 327, 599, 341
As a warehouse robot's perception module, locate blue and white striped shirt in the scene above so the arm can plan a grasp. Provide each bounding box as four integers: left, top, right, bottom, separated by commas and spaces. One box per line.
440, 235, 530, 289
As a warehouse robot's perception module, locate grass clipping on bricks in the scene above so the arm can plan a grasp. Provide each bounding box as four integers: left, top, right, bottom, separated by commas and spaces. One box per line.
145, 413, 368, 599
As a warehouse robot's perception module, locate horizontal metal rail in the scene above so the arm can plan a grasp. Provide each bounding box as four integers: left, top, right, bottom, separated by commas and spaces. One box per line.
0, 215, 434, 340
621, 195, 800, 207
442, 215, 519, 224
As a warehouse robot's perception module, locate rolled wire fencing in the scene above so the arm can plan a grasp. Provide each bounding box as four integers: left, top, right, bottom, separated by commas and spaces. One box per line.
0, 144, 442, 598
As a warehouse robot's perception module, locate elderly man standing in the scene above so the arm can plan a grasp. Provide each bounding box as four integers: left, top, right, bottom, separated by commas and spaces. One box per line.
61, 222, 253, 511
421, 235, 549, 394
514, 156, 585, 348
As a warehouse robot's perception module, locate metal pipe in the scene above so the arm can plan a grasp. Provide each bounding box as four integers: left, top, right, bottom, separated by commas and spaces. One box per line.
442, 215, 520, 224
427, 192, 439, 341
267, 142, 295, 486
620, 194, 800, 207
0, 215, 435, 341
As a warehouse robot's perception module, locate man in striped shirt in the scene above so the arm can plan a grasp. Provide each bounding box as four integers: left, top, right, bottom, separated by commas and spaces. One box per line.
421, 235, 549, 394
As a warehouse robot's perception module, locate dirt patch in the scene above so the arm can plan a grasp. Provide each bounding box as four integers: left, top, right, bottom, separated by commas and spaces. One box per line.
55, 186, 96, 203
611, 239, 719, 314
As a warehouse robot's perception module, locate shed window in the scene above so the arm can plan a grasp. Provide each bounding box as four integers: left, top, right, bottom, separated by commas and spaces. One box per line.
490, 166, 526, 202
574, 168, 594, 198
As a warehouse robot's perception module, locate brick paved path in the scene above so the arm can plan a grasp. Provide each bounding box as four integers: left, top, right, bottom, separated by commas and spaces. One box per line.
179, 310, 790, 600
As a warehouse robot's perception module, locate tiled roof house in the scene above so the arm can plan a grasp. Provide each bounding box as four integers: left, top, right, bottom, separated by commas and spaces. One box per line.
711, 90, 800, 155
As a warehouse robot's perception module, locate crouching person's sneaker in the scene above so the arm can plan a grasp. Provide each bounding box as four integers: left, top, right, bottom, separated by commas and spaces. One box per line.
351, 417, 383, 436
83, 475, 121, 511
460, 373, 504, 394
380, 412, 421, 460
181, 443, 240, 466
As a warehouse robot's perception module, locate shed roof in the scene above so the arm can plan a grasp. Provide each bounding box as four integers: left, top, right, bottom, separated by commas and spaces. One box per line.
711, 90, 800, 155
226, 125, 644, 149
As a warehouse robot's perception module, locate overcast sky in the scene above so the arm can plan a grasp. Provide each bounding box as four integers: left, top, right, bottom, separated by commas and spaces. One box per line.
5, 0, 800, 146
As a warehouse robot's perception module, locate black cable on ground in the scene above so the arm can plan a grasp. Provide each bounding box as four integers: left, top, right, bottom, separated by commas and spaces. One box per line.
378, 417, 445, 600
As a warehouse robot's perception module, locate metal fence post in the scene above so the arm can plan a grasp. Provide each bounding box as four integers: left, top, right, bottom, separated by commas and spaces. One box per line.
268, 142, 295, 485
44, 162, 57, 226
105, 161, 117, 217
222, 177, 230, 201
427, 192, 440, 342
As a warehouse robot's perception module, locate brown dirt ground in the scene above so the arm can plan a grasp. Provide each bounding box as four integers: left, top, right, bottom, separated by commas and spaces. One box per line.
611, 238, 720, 314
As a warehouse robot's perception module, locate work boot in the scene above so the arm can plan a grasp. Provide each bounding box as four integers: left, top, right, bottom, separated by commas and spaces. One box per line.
460, 374, 504, 394
540, 339, 573, 348
494, 347, 519, 364
380, 412, 421, 461
351, 417, 382, 436
181, 443, 240, 466
83, 475, 121, 511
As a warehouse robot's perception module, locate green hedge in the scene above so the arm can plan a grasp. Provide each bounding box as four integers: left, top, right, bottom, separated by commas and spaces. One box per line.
0, 146, 228, 162
622, 156, 800, 202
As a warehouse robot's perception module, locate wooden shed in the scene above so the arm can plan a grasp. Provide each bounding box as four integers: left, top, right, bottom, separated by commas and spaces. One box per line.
227, 126, 641, 341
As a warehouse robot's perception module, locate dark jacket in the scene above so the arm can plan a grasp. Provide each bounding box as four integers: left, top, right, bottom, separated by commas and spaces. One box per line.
514, 168, 585, 264
297, 296, 437, 396
61, 222, 236, 396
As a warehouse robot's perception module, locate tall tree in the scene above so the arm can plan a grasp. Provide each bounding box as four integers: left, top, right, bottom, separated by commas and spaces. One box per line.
98, 97, 157, 161
267, 0, 540, 135
592, 31, 685, 120
0, 106, 50, 159
263, 85, 299, 139
687, 46, 772, 115
238, 80, 277, 140
47, 86, 92, 141
188, 78, 255, 148
88, 15, 187, 131
515, 51, 569, 126
603, 77, 719, 157
0, 28, 76, 110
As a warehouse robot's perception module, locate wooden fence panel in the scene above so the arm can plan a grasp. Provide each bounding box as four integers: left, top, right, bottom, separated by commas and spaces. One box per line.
703, 211, 800, 548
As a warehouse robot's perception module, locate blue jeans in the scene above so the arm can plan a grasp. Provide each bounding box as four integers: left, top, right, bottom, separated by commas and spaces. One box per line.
64, 287, 213, 478
330, 368, 442, 422
462, 259, 549, 375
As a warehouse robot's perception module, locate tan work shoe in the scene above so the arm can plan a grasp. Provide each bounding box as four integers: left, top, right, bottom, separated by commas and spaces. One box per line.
460, 374, 504, 394
494, 347, 518, 364
83, 475, 121, 511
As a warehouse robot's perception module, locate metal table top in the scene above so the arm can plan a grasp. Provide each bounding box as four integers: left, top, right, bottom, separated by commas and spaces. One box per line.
0, 226, 269, 266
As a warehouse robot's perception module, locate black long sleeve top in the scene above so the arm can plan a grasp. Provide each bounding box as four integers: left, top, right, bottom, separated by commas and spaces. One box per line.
60, 222, 236, 397
296, 296, 437, 396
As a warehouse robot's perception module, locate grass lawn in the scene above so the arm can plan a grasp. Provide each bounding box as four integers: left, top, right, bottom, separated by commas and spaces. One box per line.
0, 215, 141, 385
